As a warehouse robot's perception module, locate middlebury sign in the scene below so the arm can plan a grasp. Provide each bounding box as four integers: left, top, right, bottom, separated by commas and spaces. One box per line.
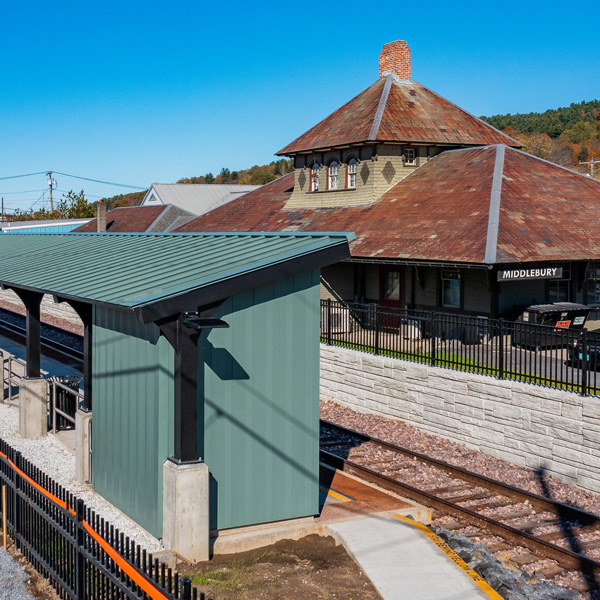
497, 267, 563, 282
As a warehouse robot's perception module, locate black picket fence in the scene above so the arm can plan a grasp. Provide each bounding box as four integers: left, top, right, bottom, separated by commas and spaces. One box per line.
320, 300, 600, 397
0, 438, 212, 600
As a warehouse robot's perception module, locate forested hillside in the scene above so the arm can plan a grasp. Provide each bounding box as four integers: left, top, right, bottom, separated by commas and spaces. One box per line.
101, 159, 294, 207
481, 100, 600, 174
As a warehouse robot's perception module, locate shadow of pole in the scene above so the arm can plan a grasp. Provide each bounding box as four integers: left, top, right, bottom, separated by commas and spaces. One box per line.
536, 467, 600, 597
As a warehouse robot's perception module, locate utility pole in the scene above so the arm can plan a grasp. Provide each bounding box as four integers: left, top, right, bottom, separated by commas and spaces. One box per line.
1, 197, 4, 223
580, 157, 600, 179
46, 171, 57, 212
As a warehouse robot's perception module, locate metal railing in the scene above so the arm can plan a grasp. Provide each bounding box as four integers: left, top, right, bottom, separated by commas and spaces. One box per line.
4, 355, 26, 403
320, 299, 600, 397
49, 378, 83, 433
0, 437, 213, 600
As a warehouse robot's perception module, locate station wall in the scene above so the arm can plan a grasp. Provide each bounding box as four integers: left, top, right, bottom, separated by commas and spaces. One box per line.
92, 307, 174, 538
204, 270, 321, 531
321, 344, 600, 494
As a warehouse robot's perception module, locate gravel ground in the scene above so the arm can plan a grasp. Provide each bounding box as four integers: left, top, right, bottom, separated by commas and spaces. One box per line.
0, 301, 83, 337
0, 306, 83, 352
321, 400, 600, 514
0, 403, 162, 553
0, 549, 34, 600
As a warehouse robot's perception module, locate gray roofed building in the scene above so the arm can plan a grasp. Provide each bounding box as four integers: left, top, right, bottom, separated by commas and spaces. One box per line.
142, 183, 261, 215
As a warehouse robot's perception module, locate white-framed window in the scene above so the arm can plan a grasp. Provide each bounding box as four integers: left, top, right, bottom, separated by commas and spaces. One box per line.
328, 161, 339, 190
310, 162, 320, 192
404, 148, 416, 166
347, 158, 357, 188
442, 269, 461, 308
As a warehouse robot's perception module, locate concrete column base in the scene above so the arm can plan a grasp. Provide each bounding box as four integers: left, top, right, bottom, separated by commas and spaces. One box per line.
19, 378, 48, 439
162, 460, 210, 562
75, 410, 92, 484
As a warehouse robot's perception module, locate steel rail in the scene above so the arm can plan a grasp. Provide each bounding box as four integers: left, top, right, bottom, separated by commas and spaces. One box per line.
320, 420, 600, 573
0, 310, 83, 361
321, 419, 600, 526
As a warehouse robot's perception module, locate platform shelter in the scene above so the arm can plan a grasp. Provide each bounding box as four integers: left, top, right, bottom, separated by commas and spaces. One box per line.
0, 231, 352, 560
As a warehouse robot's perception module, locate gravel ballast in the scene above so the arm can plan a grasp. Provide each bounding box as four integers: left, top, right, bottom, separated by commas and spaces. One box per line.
0, 549, 34, 600
0, 403, 162, 553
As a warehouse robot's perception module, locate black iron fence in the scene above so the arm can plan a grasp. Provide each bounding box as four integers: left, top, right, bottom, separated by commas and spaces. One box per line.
0, 438, 211, 600
320, 300, 600, 397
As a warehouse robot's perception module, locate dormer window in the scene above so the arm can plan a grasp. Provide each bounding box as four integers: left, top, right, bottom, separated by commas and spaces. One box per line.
404, 148, 416, 166
347, 158, 357, 188
310, 162, 320, 191
328, 161, 339, 190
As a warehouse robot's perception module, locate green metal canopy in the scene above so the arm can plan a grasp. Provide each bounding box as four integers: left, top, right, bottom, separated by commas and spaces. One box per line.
0, 232, 353, 322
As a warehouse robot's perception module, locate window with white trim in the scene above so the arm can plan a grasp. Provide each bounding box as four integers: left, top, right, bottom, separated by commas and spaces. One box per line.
404, 148, 416, 166
328, 161, 339, 190
310, 162, 320, 191
347, 158, 357, 188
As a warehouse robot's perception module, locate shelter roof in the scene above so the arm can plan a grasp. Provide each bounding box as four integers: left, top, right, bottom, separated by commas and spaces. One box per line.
176, 147, 600, 265
143, 183, 261, 215
72, 205, 196, 233
0, 232, 352, 321
277, 76, 520, 155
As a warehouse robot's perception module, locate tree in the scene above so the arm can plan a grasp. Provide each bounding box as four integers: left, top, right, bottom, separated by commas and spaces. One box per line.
56, 190, 96, 219
204, 172, 215, 184
579, 146, 589, 162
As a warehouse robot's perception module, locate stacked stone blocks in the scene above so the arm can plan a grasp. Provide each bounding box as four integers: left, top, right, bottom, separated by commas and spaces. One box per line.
321, 344, 600, 493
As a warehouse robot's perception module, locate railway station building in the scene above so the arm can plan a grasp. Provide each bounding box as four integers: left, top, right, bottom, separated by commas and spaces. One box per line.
0, 231, 352, 560
176, 41, 600, 319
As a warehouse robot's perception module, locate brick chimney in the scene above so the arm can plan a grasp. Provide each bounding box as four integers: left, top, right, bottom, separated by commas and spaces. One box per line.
97, 199, 107, 233
379, 40, 411, 80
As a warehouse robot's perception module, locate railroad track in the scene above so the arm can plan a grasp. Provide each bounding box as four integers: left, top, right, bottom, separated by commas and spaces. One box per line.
320, 419, 600, 591
3, 309, 598, 589
0, 308, 83, 362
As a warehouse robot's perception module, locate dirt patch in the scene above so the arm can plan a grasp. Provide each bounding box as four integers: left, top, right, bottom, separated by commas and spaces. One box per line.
180, 534, 381, 600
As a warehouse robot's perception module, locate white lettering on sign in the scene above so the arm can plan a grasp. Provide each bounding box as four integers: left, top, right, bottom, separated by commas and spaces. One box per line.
498, 267, 563, 281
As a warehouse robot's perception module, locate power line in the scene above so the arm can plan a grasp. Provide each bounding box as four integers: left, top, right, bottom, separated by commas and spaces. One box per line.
0, 171, 46, 181
0, 189, 47, 195
52, 171, 146, 190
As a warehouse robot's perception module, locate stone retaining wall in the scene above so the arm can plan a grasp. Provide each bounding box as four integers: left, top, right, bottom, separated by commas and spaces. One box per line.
321, 344, 600, 493
0, 289, 81, 325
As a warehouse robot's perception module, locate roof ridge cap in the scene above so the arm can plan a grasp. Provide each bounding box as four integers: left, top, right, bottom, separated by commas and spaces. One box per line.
506, 146, 600, 183
412, 80, 522, 148
368, 74, 394, 141
484, 145, 506, 264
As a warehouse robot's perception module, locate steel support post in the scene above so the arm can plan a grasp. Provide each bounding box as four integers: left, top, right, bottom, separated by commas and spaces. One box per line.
11, 289, 43, 379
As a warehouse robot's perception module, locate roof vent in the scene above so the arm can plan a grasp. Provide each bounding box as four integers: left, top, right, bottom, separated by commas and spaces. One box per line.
379, 40, 411, 80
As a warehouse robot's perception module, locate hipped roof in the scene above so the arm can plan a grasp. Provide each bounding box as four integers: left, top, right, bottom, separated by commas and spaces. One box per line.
176, 146, 600, 265
277, 76, 520, 155
0, 232, 352, 322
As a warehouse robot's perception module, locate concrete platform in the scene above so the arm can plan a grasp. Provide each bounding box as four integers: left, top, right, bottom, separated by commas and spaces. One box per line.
328, 513, 500, 600
211, 464, 430, 555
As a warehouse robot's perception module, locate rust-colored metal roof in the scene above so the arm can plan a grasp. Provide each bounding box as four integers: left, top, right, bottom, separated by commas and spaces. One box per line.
277, 76, 520, 155
176, 148, 600, 265
72, 206, 167, 233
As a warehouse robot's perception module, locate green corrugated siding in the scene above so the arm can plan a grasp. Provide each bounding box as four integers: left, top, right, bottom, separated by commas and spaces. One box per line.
92, 306, 173, 537
203, 270, 321, 530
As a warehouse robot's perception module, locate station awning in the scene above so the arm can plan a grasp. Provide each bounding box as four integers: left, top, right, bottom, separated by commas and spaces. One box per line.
0, 231, 353, 322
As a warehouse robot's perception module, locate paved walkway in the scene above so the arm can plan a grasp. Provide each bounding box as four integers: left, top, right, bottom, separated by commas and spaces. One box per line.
327, 513, 497, 600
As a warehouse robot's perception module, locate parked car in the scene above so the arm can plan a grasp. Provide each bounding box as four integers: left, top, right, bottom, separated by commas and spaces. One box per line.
567, 336, 600, 370
512, 302, 590, 350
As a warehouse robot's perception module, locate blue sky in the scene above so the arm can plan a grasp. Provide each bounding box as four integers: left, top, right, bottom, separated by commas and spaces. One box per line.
1, 0, 598, 211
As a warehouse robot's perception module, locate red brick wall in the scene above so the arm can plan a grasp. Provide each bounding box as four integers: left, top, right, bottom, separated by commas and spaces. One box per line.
379, 40, 411, 79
